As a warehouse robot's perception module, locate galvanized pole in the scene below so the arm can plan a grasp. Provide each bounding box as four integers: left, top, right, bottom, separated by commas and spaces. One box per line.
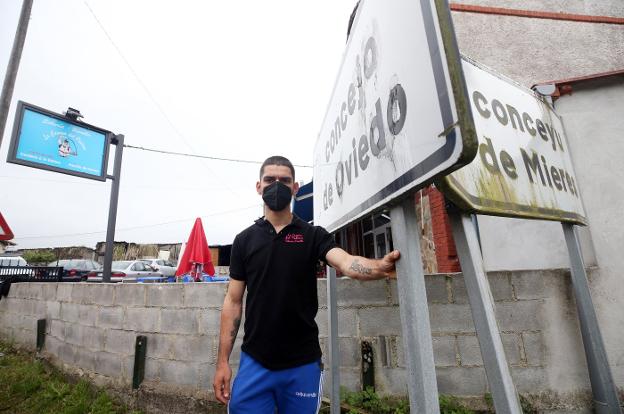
449, 211, 522, 414
102, 134, 124, 283
390, 197, 440, 414
0, 0, 33, 148
326, 265, 341, 414
562, 223, 622, 414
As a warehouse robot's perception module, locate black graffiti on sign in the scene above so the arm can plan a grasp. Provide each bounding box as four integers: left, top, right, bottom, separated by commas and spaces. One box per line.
322, 36, 408, 212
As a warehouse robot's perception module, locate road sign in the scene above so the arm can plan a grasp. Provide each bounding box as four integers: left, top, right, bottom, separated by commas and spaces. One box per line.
7, 101, 111, 181
438, 58, 587, 225
0, 213, 14, 241
313, 0, 477, 233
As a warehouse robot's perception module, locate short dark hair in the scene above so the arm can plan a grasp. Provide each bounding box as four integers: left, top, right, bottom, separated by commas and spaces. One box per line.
259, 156, 295, 180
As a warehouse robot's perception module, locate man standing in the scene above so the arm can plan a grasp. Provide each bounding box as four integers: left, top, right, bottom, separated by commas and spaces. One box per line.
213, 155, 400, 413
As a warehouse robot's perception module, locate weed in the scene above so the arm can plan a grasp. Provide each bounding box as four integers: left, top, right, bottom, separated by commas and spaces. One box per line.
0, 341, 140, 414
339, 387, 476, 414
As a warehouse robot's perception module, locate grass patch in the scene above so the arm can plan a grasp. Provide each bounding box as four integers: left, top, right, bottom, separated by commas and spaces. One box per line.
0, 341, 140, 414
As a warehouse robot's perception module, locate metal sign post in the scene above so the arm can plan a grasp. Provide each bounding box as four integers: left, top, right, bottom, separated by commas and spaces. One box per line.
449, 211, 522, 414
390, 197, 440, 414
326, 265, 341, 414
562, 223, 622, 414
102, 134, 124, 283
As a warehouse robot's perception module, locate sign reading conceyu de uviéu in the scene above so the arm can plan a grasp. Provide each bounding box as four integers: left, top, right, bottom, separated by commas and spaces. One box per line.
438, 58, 587, 225
313, 0, 477, 232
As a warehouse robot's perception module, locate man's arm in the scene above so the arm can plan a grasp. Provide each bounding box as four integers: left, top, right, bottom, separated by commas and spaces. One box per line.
213, 279, 245, 404
325, 247, 400, 280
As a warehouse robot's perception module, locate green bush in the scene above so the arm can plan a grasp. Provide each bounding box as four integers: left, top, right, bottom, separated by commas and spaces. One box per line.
22, 250, 56, 264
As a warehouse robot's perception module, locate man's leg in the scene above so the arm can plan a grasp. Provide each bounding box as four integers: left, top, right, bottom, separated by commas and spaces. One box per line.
275, 360, 323, 414
228, 352, 276, 414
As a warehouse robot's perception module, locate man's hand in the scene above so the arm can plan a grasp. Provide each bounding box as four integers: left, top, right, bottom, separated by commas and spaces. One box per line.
213, 362, 232, 404
326, 248, 401, 280
379, 250, 400, 279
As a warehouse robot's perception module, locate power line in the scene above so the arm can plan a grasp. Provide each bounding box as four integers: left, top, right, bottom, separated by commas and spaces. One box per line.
0, 175, 250, 192
82, 1, 243, 198
13, 203, 262, 240
122, 144, 313, 168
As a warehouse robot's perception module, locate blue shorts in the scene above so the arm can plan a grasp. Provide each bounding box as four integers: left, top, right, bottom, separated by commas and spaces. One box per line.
228, 352, 324, 414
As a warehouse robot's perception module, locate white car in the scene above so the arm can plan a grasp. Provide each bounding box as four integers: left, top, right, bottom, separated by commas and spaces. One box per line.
140, 259, 177, 277
0, 256, 31, 277
87, 260, 164, 283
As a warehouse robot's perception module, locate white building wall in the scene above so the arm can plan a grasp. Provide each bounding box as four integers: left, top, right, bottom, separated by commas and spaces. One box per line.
553, 77, 624, 384
452, 1, 624, 87
477, 215, 596, 271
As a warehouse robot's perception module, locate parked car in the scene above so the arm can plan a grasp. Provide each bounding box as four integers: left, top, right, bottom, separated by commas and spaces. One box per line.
48, 259, 102, 282
139, 259, 177, 277
86, 260, 164, 283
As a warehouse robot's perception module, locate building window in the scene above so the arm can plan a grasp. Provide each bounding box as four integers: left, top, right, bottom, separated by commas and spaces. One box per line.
361, 212, 392, 259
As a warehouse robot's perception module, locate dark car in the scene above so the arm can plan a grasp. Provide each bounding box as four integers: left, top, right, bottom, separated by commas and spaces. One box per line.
48, 259, 102, 282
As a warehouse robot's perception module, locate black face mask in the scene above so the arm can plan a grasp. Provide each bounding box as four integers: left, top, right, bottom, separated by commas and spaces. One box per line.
262, 181, 293, 211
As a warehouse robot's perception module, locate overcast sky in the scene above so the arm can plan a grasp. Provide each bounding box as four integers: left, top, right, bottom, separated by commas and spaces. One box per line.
0, 0, 356, 249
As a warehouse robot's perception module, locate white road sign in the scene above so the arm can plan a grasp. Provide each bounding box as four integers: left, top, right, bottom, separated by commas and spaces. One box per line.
439, 58, 587, 224
313, 0, 477, 232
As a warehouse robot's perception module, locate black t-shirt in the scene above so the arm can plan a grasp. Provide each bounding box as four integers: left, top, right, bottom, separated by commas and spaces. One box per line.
229, 215, 337, 370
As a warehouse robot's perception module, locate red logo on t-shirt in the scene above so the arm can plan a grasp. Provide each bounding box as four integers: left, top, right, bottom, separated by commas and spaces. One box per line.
285, 233, 304, 243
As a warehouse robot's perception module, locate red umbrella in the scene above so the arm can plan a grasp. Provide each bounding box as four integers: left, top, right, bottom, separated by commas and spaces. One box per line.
176, 218, 215, 279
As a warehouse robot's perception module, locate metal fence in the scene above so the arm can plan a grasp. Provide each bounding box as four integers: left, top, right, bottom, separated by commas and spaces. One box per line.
0, 266, 64, 282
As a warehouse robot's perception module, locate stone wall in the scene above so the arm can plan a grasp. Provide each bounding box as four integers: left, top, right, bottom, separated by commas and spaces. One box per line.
0, 270, 618, 412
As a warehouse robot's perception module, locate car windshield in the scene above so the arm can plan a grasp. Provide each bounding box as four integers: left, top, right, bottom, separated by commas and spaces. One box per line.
111, 261, 132, 270
54, 260, 86, 270
49, 260, 102, 270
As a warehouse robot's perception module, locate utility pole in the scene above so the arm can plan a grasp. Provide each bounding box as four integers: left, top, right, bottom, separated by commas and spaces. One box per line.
0, 0, 33, 149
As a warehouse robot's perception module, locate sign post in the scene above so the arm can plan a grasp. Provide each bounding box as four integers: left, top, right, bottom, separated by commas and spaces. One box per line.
438, 59, 621, 412
449, 211, 522, 413
562, 224, 622, 414
390, 198, 440, 413
102, 134, 124, 283
326, 265, 341, 414
314, 0, 477, 410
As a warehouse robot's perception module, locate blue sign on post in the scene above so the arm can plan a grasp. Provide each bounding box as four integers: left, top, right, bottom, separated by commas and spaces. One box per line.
7, 101, 110, 181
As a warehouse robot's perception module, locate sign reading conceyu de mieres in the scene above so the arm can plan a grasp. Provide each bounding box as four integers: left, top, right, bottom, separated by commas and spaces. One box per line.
313, 0, 477, 232
438, 58, 587, 225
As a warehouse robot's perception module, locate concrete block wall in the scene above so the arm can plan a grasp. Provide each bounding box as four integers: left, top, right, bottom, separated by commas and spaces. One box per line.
0, 269, 609, 410
316, 271, 550, 399
0, 282, 228, 398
